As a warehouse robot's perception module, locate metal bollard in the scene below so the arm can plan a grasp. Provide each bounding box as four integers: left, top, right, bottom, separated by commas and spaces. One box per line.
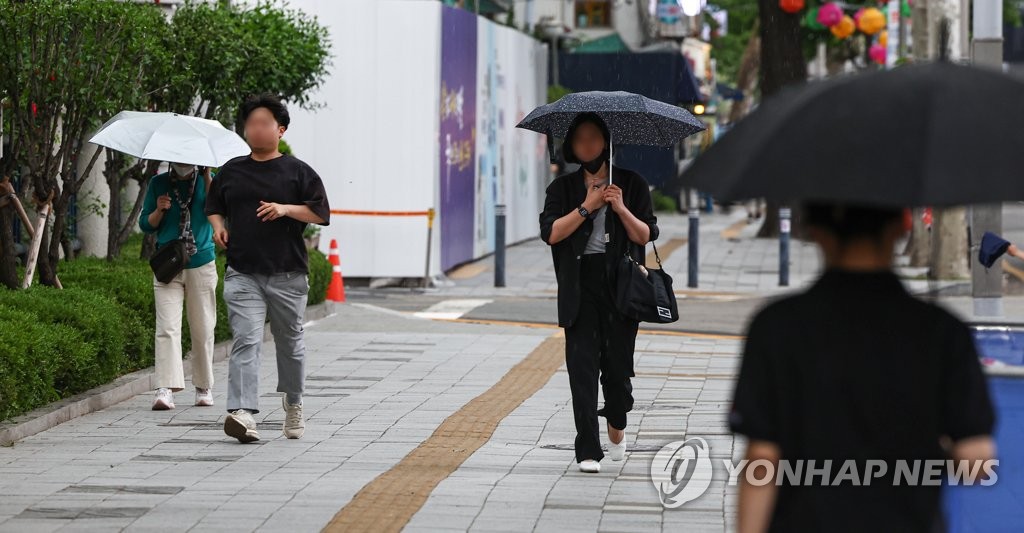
779, 207, 791, 287
688, 207, 699, 288
495, 204, 506, 287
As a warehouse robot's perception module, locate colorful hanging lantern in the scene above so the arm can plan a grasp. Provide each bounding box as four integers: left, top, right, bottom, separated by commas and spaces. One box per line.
805, 7, 825, 30
831, 15, 855, 39
879, 30, 889, 48
869, 44, 887, 64
858, 7, 886, 35
817, 2, 843, 27
780, 0, 805, 15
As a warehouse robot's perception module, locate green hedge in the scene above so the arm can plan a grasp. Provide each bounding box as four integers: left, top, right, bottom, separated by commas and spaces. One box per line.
0, 245, 332, 422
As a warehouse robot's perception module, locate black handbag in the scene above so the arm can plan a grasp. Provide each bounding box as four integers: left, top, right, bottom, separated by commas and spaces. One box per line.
148, 174, 197, 284
149, 239, 189, 284
615, 242, 679, 323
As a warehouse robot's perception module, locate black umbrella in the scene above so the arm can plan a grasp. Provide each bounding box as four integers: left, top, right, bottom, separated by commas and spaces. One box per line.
516, 90, 707, 176
681, 61, 1024, 207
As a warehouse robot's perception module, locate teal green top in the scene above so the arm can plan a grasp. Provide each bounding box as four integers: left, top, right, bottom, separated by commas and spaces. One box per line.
138, 171, 215, 269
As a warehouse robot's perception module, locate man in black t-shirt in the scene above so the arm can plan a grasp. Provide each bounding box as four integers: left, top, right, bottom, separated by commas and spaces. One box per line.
205, 94, 330, 443
730, 203, 996, 533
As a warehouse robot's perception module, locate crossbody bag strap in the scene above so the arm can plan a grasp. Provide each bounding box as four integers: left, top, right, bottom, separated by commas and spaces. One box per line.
172, 173, 198, 240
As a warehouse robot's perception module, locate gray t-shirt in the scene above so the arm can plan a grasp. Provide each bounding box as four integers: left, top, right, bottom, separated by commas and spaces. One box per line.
584, 205, 608, 255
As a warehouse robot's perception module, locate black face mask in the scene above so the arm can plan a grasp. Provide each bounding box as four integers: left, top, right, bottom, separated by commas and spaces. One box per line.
580, 148, 609, 174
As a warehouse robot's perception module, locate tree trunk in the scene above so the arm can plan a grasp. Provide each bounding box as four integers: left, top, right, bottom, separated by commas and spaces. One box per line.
104, 153, 155, 260
728, 22, 760, 125
929, 0, 968, 278
754, 0, 807, 240
903, 1, 934, 264
39, 196, 67, 287
0, 204, 18, 289
141, 233, 157, 260
106, 173, 125, 260
908, 0, 968, 279
0, 177, 19, 289
930, 206, 970, 279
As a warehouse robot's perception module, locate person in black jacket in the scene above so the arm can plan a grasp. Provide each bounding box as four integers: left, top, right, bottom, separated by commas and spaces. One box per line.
538, 113, 659, 473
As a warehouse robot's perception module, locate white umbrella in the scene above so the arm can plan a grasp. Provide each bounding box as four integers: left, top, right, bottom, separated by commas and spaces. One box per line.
88, 111, 251, 167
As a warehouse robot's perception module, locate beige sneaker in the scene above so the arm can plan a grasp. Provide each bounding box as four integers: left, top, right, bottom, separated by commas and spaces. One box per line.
224, 410, 260, 443
282, 397, 305, 439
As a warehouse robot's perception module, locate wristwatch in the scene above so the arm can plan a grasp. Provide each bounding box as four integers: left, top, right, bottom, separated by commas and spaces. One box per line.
578, 205, 590, 218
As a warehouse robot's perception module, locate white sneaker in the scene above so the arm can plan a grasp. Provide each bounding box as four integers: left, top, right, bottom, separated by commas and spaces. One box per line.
608, 424, 627, 461
195, 388, 214, 407
578, 459, 601, 473
282, 397, 305, 439
224, 410, 260, 443
609, 440, 627, 461
152, 388, 174, 410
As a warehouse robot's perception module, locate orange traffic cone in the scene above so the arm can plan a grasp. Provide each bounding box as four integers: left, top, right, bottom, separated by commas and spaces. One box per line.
326, 239, 346, 303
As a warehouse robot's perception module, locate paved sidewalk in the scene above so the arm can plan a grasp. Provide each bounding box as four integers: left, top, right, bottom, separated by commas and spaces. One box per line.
6, 208, 1022, 532
0, 301, 745, 532
0, 305, 551, 531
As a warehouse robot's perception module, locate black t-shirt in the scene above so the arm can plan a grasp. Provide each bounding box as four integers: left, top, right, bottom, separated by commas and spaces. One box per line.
730, 269, 995, 533
205, 154, 330, 275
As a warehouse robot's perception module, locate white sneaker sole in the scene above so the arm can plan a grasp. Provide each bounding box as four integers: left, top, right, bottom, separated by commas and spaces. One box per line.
195, 398, 214, 407
224, 416, 260, 443
609, 443, 626, 461
578, 461, 601, 473
152, 399, 174, 411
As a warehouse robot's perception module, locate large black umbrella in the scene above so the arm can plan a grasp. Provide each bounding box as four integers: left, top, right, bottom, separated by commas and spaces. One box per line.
681, 61, 1024, 207
516, 90, 707, 174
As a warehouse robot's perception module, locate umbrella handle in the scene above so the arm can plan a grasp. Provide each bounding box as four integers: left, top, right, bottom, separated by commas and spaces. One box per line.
609, 139, 613, 186
546, 130, 556, 164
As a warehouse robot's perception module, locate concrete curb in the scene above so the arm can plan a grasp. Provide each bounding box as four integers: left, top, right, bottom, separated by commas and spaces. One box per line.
0, 301, 336, 446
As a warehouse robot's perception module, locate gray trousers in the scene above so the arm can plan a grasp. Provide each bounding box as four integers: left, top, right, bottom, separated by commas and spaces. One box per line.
223, 266, 309, 413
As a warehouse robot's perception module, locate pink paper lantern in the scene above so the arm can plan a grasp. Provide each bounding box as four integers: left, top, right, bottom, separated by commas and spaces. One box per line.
870, 44, 887, 65
817, 2, 843, 27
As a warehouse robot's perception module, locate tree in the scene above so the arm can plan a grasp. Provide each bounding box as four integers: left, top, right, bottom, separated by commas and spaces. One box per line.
708, 0, 759, 85
101, 0, 332, 260
0, 0, 167, 287
169, 1, 331, 131
754, 0, 808, 239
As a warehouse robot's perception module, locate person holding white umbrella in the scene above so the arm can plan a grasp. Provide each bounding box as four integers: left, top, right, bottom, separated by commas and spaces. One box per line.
90, 110, 251, 411
138, 162, 217, 410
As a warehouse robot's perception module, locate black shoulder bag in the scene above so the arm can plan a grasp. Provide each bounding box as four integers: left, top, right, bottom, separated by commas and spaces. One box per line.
149, 175, 197, 284
614, 232, 680, 323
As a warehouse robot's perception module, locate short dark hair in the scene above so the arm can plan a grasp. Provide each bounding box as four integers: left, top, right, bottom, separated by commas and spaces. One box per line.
239, 93, 290, 130
802, 202, 903, 243
561, 112, 610, 164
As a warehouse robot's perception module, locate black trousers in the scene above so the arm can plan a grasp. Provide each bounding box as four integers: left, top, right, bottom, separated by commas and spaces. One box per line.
564, 253, 639, 463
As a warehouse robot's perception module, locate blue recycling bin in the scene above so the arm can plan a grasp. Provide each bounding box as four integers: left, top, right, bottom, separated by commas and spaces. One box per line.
942, 327, 1024, 533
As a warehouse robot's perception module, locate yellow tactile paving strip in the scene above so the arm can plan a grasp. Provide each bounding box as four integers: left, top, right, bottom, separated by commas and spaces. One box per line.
322, 331, 567, 533
720, 218, 750, 241
645, 237, 687, 268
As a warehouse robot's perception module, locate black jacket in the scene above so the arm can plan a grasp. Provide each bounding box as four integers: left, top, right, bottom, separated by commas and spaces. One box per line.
539, 166, 660, 328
